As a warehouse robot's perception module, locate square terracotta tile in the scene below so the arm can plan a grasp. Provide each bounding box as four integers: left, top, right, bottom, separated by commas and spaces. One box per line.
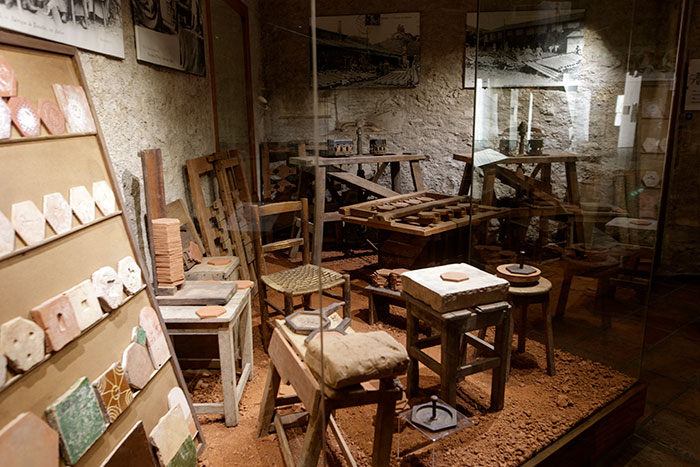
38, 99, 66, 135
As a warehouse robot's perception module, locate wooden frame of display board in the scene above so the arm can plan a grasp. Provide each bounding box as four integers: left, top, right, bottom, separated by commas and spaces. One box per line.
0, 31, 206, 464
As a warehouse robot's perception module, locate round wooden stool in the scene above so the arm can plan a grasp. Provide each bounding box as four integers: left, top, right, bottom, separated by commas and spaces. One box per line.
509, 277, 555, 376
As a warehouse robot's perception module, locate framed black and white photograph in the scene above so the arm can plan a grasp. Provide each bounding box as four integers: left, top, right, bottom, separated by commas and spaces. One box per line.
0, 0, 124, 58
315, 12, 420, 89
131, 0, 205, 75
465, 10, 585, 88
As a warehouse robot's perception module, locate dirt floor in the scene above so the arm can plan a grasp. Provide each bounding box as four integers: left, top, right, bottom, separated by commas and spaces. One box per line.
187, 249, 636, 466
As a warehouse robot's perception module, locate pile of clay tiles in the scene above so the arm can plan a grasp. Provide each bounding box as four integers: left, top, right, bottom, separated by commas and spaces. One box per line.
152, 218, 184, 288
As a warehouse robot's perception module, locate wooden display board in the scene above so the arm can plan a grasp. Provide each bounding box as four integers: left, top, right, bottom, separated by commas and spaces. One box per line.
0, 32, 204, 465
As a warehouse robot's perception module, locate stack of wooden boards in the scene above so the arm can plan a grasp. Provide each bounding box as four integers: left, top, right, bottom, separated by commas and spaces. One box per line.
152, 219, 184, 288
340, 191, 507, 237
371, 268, 409, 292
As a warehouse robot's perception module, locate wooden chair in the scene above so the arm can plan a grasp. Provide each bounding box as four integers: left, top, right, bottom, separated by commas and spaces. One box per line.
249, 199, 351, 347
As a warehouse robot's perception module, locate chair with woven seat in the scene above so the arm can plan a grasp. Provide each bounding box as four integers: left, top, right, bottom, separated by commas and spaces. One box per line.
250, 199, 351, 347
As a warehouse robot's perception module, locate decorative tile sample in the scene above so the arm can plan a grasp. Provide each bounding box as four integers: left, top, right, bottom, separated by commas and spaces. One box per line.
139, 306, 170, 369
93, 180, 116, 215
122, 343, 154, 390
167, 387, 197, 438
31, 293, 81, 352
149, 406, 196, 467
118, 256, 143, 295
103, 421, 158, 467
0, 412, 59, 467
195, 305, 226, 319
93, 362, 134, 423
92, 266, 123, 311
11, 200, 45, 245
0, 55, 17, 97
131, 326, 147, 346
0, 317, 45, 372
69, 185, 95, 224
52, 84, 96, 133
64, 280, 104, 331
43, 192, 72, 235
0, 210, 14, 256
0, 353, 6, 386
45, 377, 108, 465
38, 99, 66, 135
0, 99, 10, 140
8, 97, 41, 137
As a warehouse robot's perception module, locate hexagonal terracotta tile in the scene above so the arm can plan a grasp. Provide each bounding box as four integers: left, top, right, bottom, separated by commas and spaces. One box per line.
11, 200, 45, 246
8, 97, 41, 137
43, 192, 72, 235
52, 84, 96, 133
0, 317, 45, 372
93, 180, 116, 215
0, 99, 10, 140
70, 186, 95, 224
0, 412, 59, 467
0, 55, 17, 97
38, 99, 66, 135
0, 209, 14, 256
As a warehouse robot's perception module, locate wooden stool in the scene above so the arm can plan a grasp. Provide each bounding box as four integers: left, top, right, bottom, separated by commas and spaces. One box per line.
404, 294, 512, 411
257, 329, 402, 467
365, 285, 405, 324
509, 277, 555, 376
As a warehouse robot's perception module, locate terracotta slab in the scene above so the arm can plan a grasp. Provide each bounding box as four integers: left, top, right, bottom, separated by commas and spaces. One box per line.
43, 192, 72, 235
52, 84, 96, 133
167, 387, 197, 438
207, 257, 231, 266
63, 279, 104, 331
0, 317, 46, 372
190, 241, 202, 263
0, 209, 14, 256
402, 263, 509, 313
0, 353, 6, 386
122, 342, 154, 390
0, 99, 10, 140
93, 362, 134, 423
8, 97, 40, 137
0, 55, 17, 97
0, 412, 59, 467
31, 293, 81, 352
195, 305, 226, 319
235, 280, 254, 289
103, 421, 158, 467
38, 99, 66, 135
118, 256, 143, 295
11, 200, 45, 246
92, 266, 124, 311
149, 405, 196, 467
70, 185, 95, 224
93, 180, 116, 215
139, 306, 170, 369
45, 377, 108, 465
131, 326, 147, 346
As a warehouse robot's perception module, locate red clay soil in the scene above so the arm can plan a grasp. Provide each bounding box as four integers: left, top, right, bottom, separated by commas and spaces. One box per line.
189, 250, 636, 466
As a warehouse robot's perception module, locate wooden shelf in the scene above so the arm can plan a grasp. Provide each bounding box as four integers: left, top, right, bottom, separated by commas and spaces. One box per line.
0, 131, 96, 145
0, 211, 122, 262
0, 284, 147, 393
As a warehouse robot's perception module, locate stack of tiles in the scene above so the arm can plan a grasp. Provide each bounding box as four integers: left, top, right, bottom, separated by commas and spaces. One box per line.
152, 218, 185, 288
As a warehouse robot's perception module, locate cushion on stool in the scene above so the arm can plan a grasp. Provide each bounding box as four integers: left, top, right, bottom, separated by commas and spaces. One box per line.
305, 331, 408, 389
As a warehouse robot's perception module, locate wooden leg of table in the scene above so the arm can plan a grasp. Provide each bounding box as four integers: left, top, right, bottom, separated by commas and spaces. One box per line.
474, 327, 488, 358
491, 311, 510, 411
284, 290, 294, 316
391, 161, 400, 192
243, 290, 254, 380
368, 293, 377, 325
312, 166, 327, 264
406, 303, 419, 399
257, 365, 281, 437
541, 294, 556, 376
410, 161, 424, 191
218, 323, 239, 427
299, 400, 331, 467
556, 269, 574, 318
517, 303, 527, 353
372, 379, 398, 467
482, 167, 497, 206
302, 294, 311, 310
259, 285, 271, 349
342, 274, 352, 320
458, 162, 473, 196
440, 327, 459, 407
505, 310, 515, 381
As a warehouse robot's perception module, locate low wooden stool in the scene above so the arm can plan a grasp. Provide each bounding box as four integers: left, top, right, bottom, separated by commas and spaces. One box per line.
509, 277, 555, 376
365, 285, 405, 324
257, 329, 402, 467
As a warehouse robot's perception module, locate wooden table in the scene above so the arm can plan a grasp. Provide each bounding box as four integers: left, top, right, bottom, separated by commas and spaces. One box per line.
290, 153, 427, 262
403, 293, 512, 411
160, 287, 253, 427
